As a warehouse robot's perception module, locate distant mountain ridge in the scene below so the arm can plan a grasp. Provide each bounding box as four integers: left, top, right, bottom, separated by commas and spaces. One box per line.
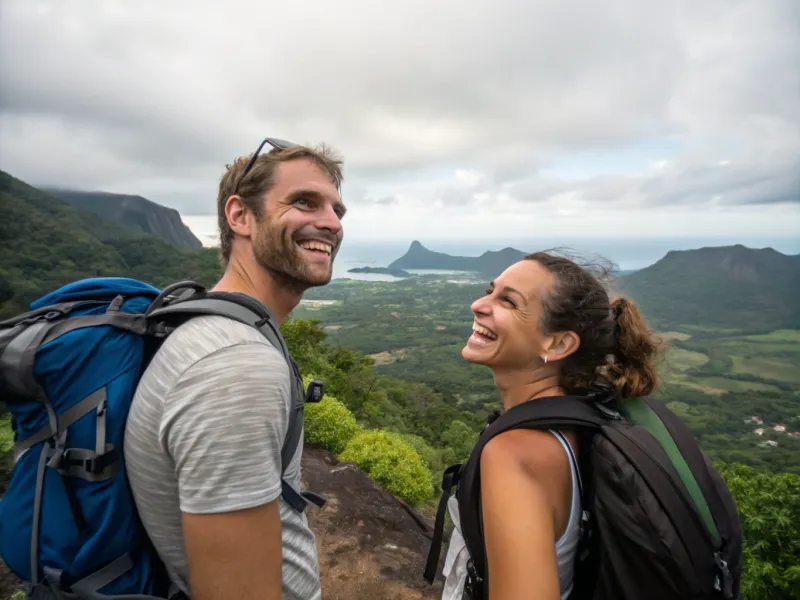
388, 240, 528, 275
46, 189, 203, 249
619, 244, 800, 332
386, 240, 799, 333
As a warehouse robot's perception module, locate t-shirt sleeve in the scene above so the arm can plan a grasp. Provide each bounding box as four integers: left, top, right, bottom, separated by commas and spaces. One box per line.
159, 341, 291, 514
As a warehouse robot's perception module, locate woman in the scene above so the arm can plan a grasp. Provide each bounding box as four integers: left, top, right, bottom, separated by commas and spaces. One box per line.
441, 251, 660, 600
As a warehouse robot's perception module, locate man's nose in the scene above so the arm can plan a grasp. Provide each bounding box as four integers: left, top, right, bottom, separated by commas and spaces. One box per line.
316, 202, 343, 235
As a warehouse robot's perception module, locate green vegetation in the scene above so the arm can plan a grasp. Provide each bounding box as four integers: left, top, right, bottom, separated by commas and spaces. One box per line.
718, 463, 800, 600
302, 382, 362, 454
339, 430, 433, 507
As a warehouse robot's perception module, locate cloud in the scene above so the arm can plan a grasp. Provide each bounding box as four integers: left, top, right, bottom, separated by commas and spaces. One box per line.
0, 0, 798, 238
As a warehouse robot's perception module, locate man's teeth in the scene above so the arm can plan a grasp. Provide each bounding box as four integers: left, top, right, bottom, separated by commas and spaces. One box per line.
298, 241, 332, 255
472, 323, 497, 340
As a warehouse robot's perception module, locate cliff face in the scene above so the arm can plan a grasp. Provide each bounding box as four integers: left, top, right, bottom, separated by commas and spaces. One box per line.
0, 445, 448, 599
47, 190, 203, 249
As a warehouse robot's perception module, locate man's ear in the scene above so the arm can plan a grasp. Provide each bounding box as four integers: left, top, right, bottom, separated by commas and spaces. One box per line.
224, 195, 254, 239
545, 331, 581, 363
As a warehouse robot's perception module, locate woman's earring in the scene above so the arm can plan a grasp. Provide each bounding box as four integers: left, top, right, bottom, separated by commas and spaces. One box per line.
543, 355, 548, 364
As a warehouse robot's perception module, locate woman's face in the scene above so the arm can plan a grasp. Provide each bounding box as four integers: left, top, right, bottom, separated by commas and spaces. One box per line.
462, 260, 554, 370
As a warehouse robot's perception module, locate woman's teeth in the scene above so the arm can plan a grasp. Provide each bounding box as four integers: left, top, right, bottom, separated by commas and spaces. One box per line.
298, 240, 332, 255
472, 323, 497, 340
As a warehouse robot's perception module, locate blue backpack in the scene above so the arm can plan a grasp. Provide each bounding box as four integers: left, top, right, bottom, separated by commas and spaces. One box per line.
0, 277, 325, 599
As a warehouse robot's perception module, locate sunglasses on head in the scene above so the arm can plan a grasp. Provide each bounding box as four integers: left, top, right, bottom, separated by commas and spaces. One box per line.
233, 137, 299, 195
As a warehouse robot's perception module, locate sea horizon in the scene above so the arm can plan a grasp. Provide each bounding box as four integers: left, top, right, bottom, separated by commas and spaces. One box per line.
181, 215, 800, 281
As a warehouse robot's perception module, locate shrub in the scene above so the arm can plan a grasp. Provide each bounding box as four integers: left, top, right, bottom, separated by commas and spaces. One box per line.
302, 375, 361, 455
340, 429, 434, 506
718, 462, 800, 600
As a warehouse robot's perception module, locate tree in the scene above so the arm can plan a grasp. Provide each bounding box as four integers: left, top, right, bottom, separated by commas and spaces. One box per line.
441, 419, 478, 462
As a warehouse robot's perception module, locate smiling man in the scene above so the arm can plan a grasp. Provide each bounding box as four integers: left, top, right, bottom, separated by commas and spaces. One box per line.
124, 139, 345, 600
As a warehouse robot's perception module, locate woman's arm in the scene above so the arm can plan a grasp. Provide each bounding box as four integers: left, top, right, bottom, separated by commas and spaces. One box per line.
480, 431, 562, 600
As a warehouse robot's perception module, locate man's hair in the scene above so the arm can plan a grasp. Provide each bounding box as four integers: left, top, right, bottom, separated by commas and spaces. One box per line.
216, 144, 344, 266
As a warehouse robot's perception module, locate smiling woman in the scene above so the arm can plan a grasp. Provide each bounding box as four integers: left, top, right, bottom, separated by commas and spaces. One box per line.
431, 251, 735, 600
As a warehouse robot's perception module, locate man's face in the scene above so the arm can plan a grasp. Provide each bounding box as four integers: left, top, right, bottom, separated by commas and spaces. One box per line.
251, 158, 345, 293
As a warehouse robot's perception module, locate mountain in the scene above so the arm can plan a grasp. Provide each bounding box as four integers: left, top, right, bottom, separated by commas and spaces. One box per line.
618, 245, 800, 332
0, 170, 222, 319
46, 189, 203, 249
388, 240, 528, 276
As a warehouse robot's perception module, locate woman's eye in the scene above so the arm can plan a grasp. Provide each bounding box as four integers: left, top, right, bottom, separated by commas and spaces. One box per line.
502, 296, 516, 308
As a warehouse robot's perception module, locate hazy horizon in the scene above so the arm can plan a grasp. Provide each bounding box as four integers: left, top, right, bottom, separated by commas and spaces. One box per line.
181, 215, 800, 274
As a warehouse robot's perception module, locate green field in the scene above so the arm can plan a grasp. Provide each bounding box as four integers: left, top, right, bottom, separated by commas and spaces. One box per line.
731, 356, 800, 385
298, 277, 800, 408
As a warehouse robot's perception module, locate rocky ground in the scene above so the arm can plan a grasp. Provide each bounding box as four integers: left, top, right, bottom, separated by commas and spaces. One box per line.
0, 445, 449, 599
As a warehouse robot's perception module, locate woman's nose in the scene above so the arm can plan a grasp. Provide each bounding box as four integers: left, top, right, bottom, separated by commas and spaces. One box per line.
471, 296, 490, 316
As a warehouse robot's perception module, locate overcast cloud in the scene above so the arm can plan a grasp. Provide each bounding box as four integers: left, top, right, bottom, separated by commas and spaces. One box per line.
0, 0, 798, 244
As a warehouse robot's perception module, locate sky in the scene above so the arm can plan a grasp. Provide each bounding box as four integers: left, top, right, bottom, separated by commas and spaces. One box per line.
0, 0, 798, 249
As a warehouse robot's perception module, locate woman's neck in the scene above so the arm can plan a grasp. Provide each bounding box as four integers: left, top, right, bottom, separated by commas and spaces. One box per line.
493, 368, 565, 411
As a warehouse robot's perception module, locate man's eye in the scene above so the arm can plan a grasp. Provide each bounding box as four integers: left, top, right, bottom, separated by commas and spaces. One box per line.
294, 198, 310, 207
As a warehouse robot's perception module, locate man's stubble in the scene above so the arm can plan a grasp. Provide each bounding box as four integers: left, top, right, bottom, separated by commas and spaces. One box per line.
252, 214, 336, 295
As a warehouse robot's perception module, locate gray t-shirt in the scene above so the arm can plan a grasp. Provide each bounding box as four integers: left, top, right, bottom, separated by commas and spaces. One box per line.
124, 315, 321, 599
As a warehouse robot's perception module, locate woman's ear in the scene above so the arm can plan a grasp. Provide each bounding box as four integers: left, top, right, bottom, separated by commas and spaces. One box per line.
544, 331, 581, 363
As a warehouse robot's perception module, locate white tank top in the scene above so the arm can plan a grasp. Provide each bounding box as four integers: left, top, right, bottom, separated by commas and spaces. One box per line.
440, 430, 583, 600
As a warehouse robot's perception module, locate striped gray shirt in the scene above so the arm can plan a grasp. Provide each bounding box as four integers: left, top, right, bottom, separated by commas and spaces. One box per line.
124, 315, 321, 599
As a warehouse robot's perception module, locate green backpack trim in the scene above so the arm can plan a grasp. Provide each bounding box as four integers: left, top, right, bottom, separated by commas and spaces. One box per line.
618, 398, 721, 546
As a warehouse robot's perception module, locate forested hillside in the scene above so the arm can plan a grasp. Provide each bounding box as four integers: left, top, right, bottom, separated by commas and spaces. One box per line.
619, 245, 800, 332
0, 170, 222, 320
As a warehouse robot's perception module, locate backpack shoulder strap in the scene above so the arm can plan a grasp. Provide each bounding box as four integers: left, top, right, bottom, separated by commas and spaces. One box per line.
146, 287, 322, 512
455, 396, 612, 598
642, 398, 740, 594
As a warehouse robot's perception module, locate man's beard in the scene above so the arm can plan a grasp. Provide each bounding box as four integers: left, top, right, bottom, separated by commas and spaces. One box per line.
252, 217, 336, 295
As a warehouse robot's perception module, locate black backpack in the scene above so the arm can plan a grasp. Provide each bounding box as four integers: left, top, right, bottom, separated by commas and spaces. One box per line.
424, 395, 743, 600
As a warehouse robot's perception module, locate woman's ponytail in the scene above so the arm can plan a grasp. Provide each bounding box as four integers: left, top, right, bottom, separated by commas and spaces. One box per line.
605, 297, 660, 399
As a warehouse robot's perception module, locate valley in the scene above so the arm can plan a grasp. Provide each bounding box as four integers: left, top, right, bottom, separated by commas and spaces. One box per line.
297, 274, 800, 474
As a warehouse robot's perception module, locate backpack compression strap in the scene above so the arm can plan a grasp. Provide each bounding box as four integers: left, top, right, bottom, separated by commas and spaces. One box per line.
146, 292, 325, 512
440, 396, 613, 597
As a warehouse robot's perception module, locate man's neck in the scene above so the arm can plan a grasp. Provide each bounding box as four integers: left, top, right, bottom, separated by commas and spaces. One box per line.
212, 257, 302, 325
492, 367, 565, 411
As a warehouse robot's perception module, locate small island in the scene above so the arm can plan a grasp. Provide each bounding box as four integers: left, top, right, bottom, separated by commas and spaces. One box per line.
347, 267, 413, 277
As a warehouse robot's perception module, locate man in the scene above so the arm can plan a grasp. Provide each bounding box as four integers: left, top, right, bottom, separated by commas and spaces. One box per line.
124, 138, 346, 600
